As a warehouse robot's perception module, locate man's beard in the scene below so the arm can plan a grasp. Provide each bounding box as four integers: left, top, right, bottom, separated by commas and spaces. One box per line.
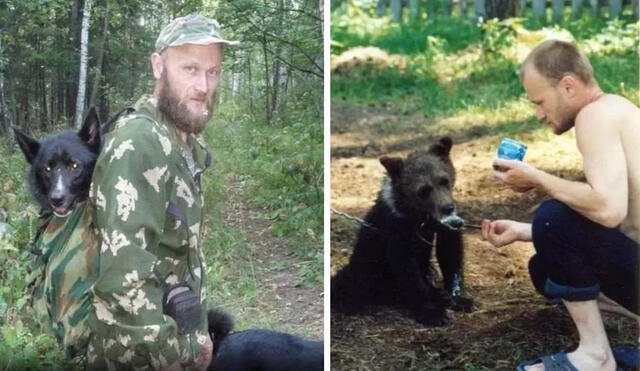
157, 73, 214, 135
554, 98, 579, 135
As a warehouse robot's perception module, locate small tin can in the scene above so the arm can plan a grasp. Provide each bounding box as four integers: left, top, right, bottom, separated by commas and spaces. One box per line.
497, 138, 527, 161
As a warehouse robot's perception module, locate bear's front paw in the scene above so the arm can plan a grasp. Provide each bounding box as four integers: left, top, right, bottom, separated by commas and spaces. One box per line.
450, 295, 474, 313
413, 305, 450, 327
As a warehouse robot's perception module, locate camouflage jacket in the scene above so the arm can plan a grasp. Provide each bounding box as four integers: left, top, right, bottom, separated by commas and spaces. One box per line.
87, 95, 211, 370
27, 201, 99, 359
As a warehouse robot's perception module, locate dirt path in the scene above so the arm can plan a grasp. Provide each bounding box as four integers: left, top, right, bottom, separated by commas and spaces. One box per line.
220, 175, 323, 338
330, 101, 637, 370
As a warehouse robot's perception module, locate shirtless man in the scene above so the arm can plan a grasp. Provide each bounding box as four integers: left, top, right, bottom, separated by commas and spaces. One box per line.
480, 40, 639, 371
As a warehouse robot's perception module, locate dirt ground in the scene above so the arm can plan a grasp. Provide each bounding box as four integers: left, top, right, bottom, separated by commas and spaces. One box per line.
330, 102, 638, 370
220, 175, 323, 338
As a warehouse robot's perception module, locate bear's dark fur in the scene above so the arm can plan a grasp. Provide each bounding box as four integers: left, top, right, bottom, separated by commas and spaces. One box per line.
331, 137, 473, 326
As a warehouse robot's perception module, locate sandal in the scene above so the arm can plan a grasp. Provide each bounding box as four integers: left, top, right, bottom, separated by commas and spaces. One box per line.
517, 351, 578, 371
613, 345, 640, 369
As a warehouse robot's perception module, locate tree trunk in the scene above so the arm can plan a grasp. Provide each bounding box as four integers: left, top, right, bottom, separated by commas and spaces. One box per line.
281, 67, 290, 113
486, 0, 518, 19
75, 0, 93, 128
409, 0, 419, 20
262, 34, 271, 124
460, 0, 469, 18
40, 65, 48, 130
552, 0, 564, 22
633, 0, 639, 19
272, 60, 281, 118
376, 0, 387, 17
571, 0, 583, 19
609, 0, 622, 18
590, 0, 601, 17
427, 0, 437, 18
444, 0, 452, 15
391, 0, 402, 21
0, 37, 11, 139
319, 0, 324, 38
247, 50, 254, 112
67, 0, 81, 121
0, 82, 9, 138
533, 0, 546, 18
517, 0, 526, 16
90, 1, 109, 108
57, 71, 64, 123
475, 0, 487, 22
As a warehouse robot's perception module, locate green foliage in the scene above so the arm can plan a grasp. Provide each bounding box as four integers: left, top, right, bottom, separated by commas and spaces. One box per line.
208, 104, 323, 268
200, 102, 323, 330
0, 146, 73, 368
332, 3, 481, 56
332, 9, 640, 116
480, 18, 521, 58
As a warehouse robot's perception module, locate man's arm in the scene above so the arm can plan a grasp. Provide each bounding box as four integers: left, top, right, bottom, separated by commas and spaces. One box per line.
494, 105, 628, 228
541, 105, 627, 227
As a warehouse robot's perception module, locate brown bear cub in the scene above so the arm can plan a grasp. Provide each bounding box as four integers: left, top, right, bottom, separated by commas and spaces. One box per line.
331, 137, 474, 326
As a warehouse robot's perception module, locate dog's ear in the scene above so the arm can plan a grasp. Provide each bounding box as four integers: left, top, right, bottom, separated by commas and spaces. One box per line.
12, 126, 40, 164
429, 136, 453, 157
79, 106, 101, 152
379, 156, 404, 179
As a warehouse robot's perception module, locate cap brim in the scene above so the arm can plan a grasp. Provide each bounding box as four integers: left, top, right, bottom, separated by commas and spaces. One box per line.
171, 37, 240, 47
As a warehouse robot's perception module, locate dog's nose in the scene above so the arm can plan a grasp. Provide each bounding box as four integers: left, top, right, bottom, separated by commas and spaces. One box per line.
50, 195, 65, 207
441, 204, 455, 215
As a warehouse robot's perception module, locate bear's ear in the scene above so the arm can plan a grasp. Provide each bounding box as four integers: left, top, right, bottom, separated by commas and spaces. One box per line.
429, 136, 453, 157
379, 156, 404, 179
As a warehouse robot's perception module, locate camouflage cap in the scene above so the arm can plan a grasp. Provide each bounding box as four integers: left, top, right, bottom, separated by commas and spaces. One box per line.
155, 13, 238, 53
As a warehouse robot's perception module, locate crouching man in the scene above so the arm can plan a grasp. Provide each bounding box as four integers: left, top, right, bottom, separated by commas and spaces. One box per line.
481, 40, 639, 371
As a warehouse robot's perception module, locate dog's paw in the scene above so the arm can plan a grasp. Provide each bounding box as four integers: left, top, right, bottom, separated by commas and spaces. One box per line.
413, 305, 450, 327
450, 295, 474, 313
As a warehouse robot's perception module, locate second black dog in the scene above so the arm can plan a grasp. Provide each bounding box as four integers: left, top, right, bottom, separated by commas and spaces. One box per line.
207, 309, 323, 371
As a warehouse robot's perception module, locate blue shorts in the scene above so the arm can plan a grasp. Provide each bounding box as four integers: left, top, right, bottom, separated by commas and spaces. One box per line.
528, 199, 639, 314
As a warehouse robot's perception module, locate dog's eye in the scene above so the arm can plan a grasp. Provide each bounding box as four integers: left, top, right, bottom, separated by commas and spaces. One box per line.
439, 178, 450, 187
43, 166, 51, 174
71, 162, 79, 170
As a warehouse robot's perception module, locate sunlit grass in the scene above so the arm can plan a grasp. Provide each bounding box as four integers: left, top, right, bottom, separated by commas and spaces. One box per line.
331, 10, 639, 114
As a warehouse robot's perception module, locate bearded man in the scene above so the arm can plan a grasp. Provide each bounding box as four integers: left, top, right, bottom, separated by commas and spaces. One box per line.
87, 14, 236, 371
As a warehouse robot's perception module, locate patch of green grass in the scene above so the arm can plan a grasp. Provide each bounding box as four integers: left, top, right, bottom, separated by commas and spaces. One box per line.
200, 102, 322, 331
0, 144, 73, 369
332, 3, 481, 56
591, 50, 640, 103
204, 105, 323, 282
332, 13, 639, 126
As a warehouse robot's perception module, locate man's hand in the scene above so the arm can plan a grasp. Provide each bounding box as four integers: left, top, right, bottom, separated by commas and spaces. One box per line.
195, 335, 213, 371
492, 158, 540, 192
480, 219, 532, 247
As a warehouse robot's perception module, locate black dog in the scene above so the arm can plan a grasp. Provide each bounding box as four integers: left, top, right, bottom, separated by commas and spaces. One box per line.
12, 108, 101, 217
207, 309, 324, 371
331, 137, 474, 326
